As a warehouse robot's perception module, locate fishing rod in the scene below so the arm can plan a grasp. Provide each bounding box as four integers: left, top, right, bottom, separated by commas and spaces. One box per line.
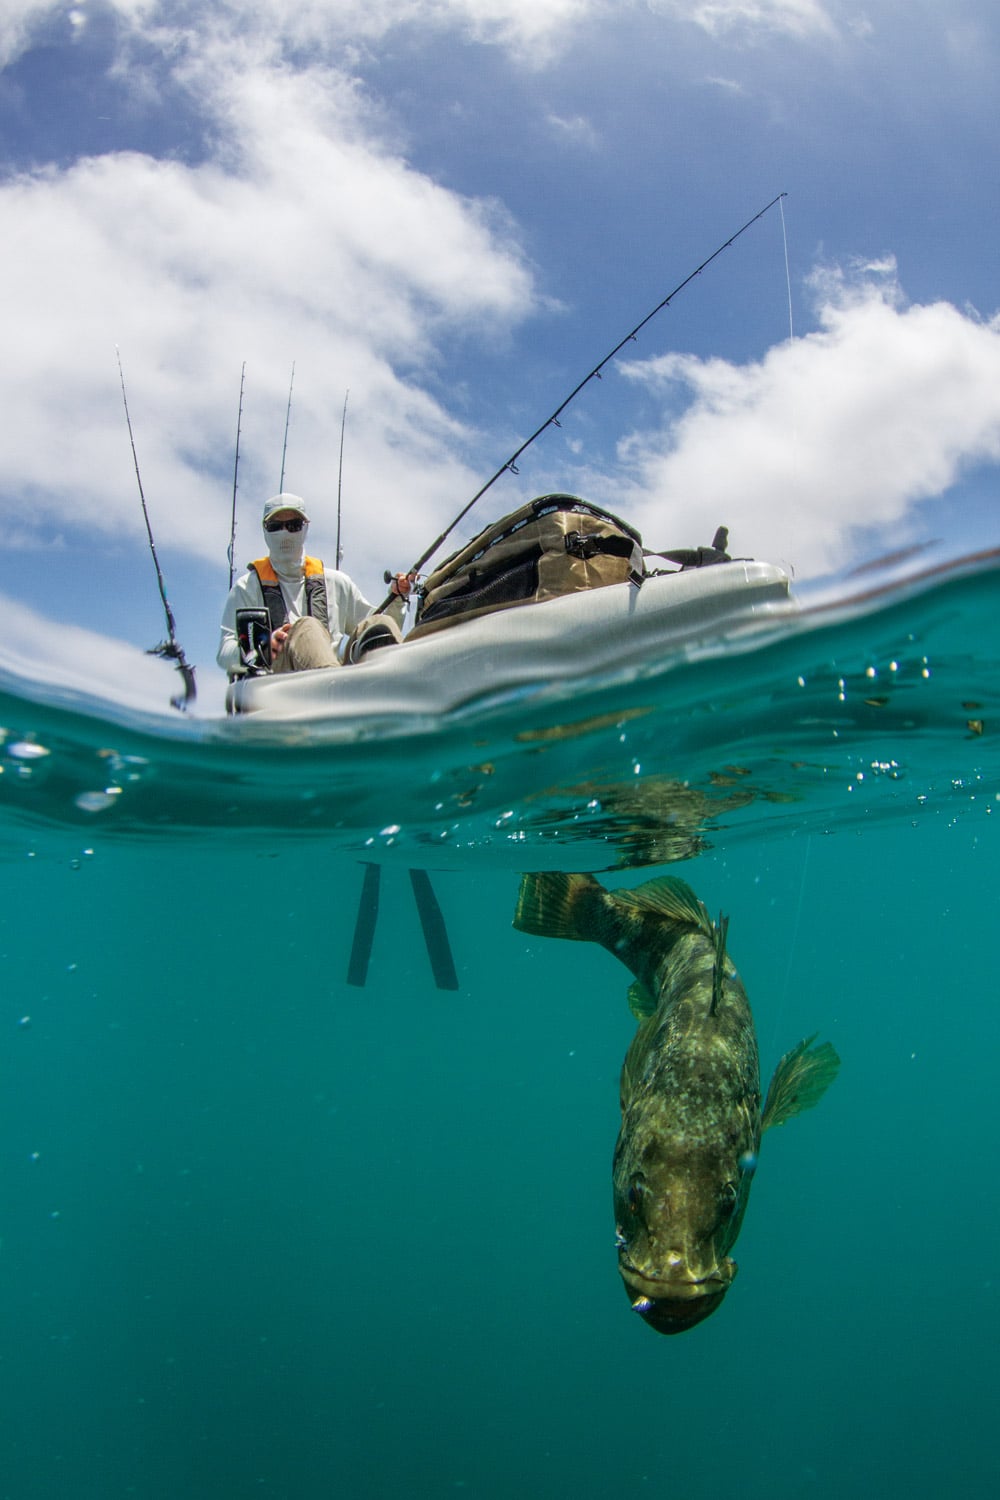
335, 388, 349, 570
227, 361, 246, 589
378, 192, 787, 606
278, 361, 295, 492
115, 348, 197, 711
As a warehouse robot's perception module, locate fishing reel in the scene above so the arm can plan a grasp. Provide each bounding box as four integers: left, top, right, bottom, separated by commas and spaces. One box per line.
382, 569, 422, 603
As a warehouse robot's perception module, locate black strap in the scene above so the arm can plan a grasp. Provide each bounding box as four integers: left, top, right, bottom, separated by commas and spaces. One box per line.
563, 530, 637, 562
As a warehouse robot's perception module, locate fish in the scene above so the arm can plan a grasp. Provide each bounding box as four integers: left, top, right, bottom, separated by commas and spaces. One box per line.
513, 870, 839, 1334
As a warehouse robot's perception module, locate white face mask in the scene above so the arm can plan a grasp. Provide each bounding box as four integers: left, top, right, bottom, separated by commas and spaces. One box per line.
266, 519, 309, 574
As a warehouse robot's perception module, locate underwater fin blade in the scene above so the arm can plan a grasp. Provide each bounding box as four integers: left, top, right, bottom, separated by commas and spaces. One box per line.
346, 863, 381, 987
409, 869, 459, 991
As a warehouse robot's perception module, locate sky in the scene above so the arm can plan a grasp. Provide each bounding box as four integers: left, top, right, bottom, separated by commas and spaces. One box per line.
1, 0, 998, 716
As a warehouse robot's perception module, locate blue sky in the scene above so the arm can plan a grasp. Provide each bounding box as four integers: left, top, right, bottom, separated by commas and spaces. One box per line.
1, 0, 998, 714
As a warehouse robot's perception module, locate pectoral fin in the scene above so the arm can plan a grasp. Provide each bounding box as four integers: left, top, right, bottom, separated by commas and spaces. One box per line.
762, 1034, 841, 1130
627, 979, 657, 1020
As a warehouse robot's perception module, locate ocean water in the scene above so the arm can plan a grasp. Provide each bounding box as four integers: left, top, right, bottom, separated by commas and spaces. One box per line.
1, 557, 998, 1500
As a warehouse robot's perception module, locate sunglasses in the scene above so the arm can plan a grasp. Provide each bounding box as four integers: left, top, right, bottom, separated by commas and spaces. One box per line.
264, 516, 306, 533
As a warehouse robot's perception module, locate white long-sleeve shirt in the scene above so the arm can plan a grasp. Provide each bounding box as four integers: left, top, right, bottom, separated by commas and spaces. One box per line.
217, 563, 377, 676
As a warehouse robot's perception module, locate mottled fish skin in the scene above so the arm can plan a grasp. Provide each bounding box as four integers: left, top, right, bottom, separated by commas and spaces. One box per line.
513, 870, 838, 1336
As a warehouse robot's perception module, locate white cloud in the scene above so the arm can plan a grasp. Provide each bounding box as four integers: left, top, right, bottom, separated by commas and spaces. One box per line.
0, 39, 536, 583
1, 0, 846, 77
546, 111, 601, 147
615, 265, 1000, 581
0, 0, 609, 72
0, 0, 53, 66
0, 591, 189, 719
652, 0, 837, 39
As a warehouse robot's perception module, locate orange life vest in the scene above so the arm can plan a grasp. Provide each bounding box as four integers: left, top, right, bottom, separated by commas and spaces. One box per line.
248, 556, 329, 633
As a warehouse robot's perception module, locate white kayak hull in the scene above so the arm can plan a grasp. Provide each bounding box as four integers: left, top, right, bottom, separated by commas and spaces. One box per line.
225, 560, 796, 729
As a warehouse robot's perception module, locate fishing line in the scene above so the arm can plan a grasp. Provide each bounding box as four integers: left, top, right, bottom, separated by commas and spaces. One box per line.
375, 192, 787, 610
336, 388, 349, 570
227, 361, 246, 589
778, 194, 794, 341
115, 348, 197, 710
769, 833, 812, 1056
777, 195, 801, 558
278, 361, 295, 492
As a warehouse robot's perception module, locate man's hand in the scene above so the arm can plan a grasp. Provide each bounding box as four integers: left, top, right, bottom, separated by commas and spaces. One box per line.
390, 571, 417, 598
270, 623, 293, 657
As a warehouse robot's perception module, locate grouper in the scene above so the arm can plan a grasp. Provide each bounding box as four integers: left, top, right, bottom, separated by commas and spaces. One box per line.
513, 871, 839, 1335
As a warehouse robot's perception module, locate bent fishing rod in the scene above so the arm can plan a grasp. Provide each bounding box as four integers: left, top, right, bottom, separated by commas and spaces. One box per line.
379, 192, 786, 606
116, 349, 197, 711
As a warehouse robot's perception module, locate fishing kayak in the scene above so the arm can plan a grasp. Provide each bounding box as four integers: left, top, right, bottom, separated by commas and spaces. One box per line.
225, 556, 796, 729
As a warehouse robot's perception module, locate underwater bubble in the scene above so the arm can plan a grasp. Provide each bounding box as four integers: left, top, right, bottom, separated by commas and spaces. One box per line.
7, 741, 50, 760
379, 824, 401, 838
74, 791, 118, 814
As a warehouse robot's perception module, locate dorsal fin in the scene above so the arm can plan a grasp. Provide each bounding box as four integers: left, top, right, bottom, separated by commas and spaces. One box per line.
709, 912, 730, 1016
614, 875, 713, 938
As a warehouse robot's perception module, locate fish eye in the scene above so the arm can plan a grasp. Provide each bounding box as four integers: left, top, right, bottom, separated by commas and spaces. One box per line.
719, 1182, 738, 1215
626, 1175, 646, 1215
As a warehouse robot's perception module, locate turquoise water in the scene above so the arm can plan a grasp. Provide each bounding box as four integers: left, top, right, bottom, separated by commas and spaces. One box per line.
1, 558, 998, 1499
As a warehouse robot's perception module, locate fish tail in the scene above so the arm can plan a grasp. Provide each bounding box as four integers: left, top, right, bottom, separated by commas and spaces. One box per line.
762, 1034, 841, 1130
513, 872, 603, 942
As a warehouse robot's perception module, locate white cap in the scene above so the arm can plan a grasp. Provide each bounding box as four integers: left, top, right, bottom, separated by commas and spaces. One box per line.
262, 493, 309, 524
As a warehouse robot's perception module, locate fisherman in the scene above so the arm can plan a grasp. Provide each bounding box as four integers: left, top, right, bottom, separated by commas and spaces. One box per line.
218, 494, 414, 677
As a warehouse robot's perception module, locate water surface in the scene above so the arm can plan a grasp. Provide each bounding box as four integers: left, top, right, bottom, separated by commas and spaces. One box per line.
1, 558, 998, 1499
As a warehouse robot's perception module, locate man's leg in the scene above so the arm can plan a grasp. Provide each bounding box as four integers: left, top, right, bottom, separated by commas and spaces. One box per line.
273, 617, 341, 673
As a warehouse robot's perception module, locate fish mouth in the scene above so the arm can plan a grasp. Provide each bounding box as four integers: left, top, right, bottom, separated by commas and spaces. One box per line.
618, 1259, 734, 1335
625, 1284, 728, 1334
